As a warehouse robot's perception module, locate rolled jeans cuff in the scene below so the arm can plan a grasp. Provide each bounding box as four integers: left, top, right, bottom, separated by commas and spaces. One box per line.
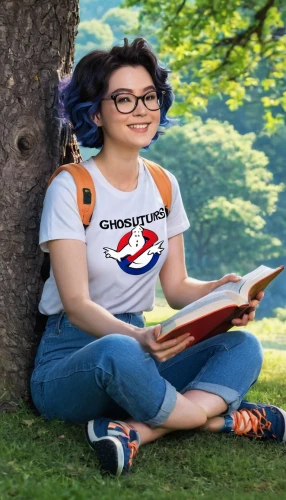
143, 380, 177, 428
185, 381, 241, 413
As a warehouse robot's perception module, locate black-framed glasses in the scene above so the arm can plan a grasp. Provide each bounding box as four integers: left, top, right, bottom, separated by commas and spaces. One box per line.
102, 90, 165, 114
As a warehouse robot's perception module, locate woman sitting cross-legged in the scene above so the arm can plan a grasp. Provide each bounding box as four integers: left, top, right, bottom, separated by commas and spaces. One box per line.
30, 38, 286, 477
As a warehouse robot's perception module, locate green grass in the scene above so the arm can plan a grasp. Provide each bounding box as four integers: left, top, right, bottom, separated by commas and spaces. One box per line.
0, 312, 286, 499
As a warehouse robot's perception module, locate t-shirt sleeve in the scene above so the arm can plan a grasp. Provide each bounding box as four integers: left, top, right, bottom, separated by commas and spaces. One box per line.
166, 170, 190, 239
39, 171, 86, 252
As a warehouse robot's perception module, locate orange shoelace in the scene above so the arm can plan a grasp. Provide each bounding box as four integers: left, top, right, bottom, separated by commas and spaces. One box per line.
128, 440, 139, 467
232, 408, 275, 438
116, 422, 139, 468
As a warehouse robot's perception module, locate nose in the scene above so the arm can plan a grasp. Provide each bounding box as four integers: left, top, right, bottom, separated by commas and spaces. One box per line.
133, 97, 147, 116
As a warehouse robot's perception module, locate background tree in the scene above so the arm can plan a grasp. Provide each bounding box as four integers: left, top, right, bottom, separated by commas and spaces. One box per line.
143, 120, 283, 315
203, 87, 286, 309
0, 0, 80, 405
125, 0, 286, 131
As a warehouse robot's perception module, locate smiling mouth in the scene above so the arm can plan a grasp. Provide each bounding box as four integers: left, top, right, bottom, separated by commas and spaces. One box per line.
128, 123, 150, 130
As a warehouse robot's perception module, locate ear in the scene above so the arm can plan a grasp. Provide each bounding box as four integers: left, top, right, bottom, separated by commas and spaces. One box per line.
92, 110, 102, 127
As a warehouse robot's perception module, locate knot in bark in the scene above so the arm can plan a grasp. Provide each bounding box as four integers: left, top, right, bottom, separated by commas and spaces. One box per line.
17, 135, 33, 154
12, 117, 41, 160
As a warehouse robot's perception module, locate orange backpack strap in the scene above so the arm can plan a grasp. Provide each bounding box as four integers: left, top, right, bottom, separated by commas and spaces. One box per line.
141, 157, 172, 216
48, 163, 96, 227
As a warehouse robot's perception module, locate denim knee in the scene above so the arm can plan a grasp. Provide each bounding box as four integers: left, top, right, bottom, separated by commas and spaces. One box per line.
229, 330, 264, 380
93, 333, 154, 385
186, 329, 264, 412
94, 333, 147, 369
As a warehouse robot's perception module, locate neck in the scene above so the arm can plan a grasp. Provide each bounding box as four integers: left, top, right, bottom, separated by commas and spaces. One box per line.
93, 145, 141, 192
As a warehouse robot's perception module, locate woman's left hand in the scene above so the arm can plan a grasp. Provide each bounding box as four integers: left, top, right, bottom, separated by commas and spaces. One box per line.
212, 273, 264, 327
231, 291, 264, 327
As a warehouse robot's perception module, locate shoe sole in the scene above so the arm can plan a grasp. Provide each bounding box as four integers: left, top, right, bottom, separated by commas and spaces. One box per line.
86, 422, 124, 476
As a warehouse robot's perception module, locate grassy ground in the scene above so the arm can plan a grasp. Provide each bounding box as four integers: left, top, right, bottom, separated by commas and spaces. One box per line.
0, 309, 285, 499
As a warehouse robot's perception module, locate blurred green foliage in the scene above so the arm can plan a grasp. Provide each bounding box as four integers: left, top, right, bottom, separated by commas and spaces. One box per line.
124, 0, 286, 132
274, 307, 286, 320
143, 120, 283, 277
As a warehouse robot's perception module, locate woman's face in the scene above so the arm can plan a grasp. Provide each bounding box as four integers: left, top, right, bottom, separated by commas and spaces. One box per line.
94, 65, 161, 152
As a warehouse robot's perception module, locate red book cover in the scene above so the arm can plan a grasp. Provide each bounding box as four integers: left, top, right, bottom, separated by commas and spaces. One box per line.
157, 265, 284, 348
157, 304, 250, 346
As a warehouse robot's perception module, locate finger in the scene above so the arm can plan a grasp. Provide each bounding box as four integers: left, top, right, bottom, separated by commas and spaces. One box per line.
249, 300, 259, 308
231, 319, 242, 326
248, 310, 256, 321
220, 273, 242, 284
164, 335, 195, 354
156, 336, 195, 361
241, 314, 250, 325
228, 273, 242, 281
249, 293, 263, 309
153, 324, 162, 340
159, 332, 191, 349
248, 302, 258, 312
232, 314, 249, 326
250, 293, 263, 304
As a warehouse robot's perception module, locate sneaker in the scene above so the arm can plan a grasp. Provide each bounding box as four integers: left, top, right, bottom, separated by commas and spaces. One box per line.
86, 418, 140, 476
229, 401, 286, 442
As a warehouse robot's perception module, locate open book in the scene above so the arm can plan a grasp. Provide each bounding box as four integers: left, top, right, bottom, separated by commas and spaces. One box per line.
157, 265, 284, 347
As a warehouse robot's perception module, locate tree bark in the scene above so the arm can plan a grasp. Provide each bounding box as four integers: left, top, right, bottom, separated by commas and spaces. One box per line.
0, 0, 80, 406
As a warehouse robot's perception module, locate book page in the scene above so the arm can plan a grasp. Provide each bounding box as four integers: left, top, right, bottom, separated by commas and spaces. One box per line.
212, 265, 273, 301
161, 290, 245, 335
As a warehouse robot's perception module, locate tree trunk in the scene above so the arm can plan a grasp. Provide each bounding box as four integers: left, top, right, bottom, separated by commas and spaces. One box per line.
0, 0, 80, 407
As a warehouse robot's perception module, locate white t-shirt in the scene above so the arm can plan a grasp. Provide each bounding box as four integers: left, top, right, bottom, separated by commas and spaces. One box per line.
39, 157, 190, 315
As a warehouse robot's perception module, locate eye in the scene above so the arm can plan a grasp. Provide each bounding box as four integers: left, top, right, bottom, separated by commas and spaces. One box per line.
117, 95, 132, 103
145, 92, 157, 101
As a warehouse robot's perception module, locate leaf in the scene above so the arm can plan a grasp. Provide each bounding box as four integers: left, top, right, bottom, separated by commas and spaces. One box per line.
262, 79, 276, 91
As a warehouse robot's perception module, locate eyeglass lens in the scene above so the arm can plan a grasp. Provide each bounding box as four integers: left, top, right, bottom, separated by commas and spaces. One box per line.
115, 91, 162, 113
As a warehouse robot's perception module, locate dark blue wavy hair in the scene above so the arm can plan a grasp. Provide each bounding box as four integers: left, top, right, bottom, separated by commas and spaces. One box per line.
60, 38, 175, 149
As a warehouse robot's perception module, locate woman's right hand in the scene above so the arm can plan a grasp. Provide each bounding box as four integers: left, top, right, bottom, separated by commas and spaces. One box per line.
136, 325, 195, 362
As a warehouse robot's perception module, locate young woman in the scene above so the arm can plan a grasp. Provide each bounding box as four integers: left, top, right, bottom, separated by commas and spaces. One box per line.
30, 38, 286, 477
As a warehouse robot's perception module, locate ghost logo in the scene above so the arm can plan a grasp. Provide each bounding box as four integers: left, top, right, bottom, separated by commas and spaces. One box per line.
103, 225, 164, 275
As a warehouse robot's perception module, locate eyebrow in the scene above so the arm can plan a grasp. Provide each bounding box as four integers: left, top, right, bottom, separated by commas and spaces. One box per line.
110, 85, 156, 94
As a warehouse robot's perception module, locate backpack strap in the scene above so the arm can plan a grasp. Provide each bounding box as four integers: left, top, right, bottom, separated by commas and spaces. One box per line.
141, 157, 172, 216
47, 159, 172, 226
48, 163, 95, 228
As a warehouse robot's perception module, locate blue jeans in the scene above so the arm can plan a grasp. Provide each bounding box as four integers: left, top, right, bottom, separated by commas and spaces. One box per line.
30, 312, 264, 427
